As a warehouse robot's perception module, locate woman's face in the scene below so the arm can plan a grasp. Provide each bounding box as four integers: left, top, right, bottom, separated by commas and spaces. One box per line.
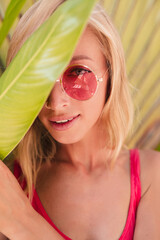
38, 26, 109, 144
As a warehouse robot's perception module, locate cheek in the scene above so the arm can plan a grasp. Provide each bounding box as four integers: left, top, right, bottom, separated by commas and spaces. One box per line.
38, 107, 48, 126
93, 81, 107, 112
84, 82, 107, 124
82, 97, 105, 128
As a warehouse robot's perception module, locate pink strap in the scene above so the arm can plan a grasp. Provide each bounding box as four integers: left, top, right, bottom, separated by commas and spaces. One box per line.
119, 149, 141, 239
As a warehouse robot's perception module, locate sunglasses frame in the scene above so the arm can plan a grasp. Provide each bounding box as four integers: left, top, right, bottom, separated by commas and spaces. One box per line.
55, 64, 108, 101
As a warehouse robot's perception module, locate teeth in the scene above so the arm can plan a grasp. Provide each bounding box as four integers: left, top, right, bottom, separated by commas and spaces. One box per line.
55, 117, 74, 123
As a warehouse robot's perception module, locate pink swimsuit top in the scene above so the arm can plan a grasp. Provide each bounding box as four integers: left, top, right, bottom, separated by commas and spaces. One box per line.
14, 149, 141, 240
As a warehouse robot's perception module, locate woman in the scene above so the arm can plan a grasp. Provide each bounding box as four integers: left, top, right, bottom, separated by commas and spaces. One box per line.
0, 0, 160, 239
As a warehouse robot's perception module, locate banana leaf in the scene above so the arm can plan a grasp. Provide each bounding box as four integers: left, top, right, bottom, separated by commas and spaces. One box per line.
0, 0, 97, 160
0, 0, 27, 47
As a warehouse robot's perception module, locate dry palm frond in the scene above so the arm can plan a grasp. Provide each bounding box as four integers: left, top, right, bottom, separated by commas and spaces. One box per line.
103, 0, 160, 149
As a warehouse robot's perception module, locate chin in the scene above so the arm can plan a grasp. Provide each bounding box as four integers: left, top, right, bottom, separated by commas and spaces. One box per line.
52, 134, 84, 145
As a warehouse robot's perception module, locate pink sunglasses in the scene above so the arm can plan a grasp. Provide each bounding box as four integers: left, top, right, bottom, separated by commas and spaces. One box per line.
47, 64, 108, 102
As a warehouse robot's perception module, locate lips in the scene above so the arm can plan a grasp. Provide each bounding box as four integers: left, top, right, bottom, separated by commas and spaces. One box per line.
49, 114, 80, 131
49, 114, 79, 122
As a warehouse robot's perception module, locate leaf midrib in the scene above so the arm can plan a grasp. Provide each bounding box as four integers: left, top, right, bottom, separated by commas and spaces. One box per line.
0, 15, 63, 100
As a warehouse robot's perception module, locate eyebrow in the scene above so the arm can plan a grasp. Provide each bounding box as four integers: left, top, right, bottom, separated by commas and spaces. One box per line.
71, 55, 93, 62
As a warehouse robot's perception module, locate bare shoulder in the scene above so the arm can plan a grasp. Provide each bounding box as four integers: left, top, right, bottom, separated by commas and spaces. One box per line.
138, 149, 160, 195
133, 149, 160, 239
139, 148, 160, 163
139, 149, 160, 167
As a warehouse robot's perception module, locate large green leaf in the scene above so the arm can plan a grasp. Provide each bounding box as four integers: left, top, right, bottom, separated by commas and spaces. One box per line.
0, 0, 27, 47
0, 0, 97, 160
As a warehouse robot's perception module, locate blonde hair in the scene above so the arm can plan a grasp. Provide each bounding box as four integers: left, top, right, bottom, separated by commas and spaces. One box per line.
7, 0, 134, 200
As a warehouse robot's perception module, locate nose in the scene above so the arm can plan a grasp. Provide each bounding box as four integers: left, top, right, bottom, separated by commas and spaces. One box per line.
45, 81, 69, 110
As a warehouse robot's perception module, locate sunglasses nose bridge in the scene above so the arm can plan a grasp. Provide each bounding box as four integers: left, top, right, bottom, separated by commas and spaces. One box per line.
45, 78, 69, 109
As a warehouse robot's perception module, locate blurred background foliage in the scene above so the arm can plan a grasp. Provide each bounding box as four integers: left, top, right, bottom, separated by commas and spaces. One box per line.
0, 0, 160, 151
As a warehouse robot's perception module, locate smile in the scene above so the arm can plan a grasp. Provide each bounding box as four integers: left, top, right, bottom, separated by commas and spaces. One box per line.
55, 117, 74, 123
49, 114, 80, 131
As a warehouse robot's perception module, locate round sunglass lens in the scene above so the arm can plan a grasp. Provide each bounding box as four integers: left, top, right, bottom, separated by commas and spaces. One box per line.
62, 65, 97, 100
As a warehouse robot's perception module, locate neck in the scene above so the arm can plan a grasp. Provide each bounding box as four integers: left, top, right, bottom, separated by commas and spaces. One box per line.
55, 125, 111, 173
